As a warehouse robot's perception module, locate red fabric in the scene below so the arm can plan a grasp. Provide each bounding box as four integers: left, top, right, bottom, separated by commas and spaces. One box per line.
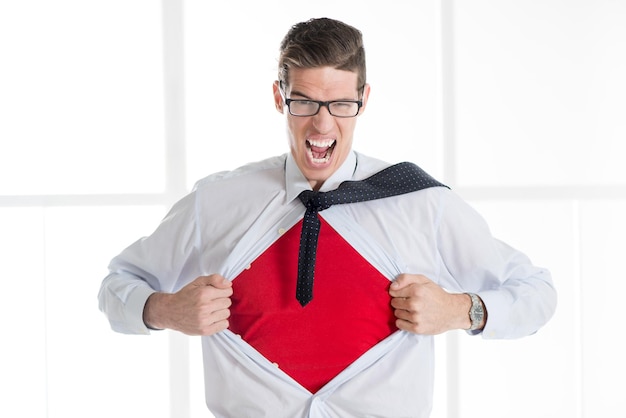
229, 216, 397, 393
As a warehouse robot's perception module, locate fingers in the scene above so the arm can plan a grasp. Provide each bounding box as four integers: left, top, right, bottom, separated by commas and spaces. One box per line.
393, 312, 423, 335
388, 274, 450, 335
162, 274, 234, 336
178, 292, 232, 336
189, 274, 233, 300
195, 298, 232, 336
389, 273, 431, 297
191, 275, 233, 322
192, 274, 233, 289
390, 298, 438, 335
389, 293, 413, 310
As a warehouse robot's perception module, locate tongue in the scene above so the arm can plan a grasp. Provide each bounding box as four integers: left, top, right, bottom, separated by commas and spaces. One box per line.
311, 145, 329, 159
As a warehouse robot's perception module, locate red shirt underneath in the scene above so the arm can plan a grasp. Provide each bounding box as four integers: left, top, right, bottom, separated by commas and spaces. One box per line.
229, 216, 397, 393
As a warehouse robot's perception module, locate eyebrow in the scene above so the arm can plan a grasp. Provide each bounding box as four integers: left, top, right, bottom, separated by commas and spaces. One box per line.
289, 89, 358, 101
288, 90, 313, 99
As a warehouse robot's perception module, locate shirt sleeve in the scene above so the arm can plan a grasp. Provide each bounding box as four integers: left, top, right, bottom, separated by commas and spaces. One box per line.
435, 190, 557, 339
97, 272, 156, 335
98, 191, 201, 335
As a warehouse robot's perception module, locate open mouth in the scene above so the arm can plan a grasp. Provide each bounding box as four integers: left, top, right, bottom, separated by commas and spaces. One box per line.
307, 139, 336, 164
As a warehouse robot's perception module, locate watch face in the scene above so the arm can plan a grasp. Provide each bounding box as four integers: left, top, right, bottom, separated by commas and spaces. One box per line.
471, 310, 483, 321
468, 293, 484, 325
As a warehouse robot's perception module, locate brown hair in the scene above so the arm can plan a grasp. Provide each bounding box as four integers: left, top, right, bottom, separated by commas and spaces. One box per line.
278, 18, 366, 93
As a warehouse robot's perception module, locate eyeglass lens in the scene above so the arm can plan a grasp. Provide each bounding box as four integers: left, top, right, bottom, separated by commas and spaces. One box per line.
289, 100, 359, 117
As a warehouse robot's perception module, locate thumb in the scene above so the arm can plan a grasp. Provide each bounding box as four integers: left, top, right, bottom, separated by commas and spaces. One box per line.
390, 273, 431, 291
192, 274, 232, 288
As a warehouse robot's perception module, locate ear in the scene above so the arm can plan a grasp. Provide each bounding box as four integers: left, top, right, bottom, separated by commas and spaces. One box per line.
358, 83, 371, 115
273, 80, 284, 114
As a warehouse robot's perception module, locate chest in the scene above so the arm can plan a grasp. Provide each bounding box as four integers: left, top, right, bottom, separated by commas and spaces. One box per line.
228, 216, 397, 393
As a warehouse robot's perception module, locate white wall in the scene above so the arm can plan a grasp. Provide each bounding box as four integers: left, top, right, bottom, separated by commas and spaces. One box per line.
1, 1, 624, 417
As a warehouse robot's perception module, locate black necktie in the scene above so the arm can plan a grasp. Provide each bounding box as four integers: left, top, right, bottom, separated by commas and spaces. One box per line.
296, 162, 447, 306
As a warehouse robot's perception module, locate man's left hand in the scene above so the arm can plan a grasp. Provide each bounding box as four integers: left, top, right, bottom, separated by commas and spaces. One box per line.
389, 273, 473, 335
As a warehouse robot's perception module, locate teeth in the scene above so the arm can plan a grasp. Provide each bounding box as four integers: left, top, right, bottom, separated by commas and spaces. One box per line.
309, 149, 331, 164
306, 139, 335, 163
307, 139, 336, 148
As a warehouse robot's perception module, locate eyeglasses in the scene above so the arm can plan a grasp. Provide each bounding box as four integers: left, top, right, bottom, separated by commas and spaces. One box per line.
284, 97, 363, 118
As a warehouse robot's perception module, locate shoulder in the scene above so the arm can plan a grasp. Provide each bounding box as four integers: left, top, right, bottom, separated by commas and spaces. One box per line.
192, 154, 287, 191
353, 151, 443, 183
352, 151, 391, 178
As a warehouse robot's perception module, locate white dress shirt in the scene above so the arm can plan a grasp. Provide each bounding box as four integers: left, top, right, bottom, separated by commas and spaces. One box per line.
99, 151, 556, 417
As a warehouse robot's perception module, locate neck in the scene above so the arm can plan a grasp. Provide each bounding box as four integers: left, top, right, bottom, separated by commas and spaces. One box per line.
310, 179, 324, 191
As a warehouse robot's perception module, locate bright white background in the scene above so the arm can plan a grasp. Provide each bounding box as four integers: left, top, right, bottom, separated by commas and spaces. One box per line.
0, 1, 624, 417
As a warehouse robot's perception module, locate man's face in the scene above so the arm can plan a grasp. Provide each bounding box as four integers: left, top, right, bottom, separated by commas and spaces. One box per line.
273, 67, 370, 190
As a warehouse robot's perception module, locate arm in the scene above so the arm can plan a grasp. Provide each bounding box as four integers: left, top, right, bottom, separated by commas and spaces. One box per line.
98, 271, 232, 336
435, 191, 557, 339
388, 189, 555, 338
98, 191, 231, 335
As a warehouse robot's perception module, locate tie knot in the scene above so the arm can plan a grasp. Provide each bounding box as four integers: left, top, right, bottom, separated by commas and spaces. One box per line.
298, 190, 331, 212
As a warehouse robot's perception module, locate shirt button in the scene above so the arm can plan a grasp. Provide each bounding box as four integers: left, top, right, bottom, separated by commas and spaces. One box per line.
278, 227, 286, 235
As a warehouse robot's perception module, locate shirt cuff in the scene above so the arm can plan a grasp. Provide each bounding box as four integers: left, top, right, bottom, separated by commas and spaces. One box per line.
125, 284, 158, 335
475, 289, 515, 339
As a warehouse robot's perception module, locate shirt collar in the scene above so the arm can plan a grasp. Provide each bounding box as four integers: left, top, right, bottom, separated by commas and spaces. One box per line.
285, 151, 357, 203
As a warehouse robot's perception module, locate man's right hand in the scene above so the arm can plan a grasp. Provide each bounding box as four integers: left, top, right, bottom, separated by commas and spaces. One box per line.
143, 274, 233, 336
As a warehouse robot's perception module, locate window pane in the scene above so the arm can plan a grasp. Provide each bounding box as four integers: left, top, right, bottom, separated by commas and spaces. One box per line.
580, 200, 626, 416
454, 1, 626, 186
458, 200, 579, 417
0, 208, 47, 418
43, 206, 168, 418
0, 1, 165, 195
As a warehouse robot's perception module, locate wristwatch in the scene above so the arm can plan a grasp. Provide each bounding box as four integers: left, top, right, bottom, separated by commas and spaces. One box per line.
466, 293, 485, 331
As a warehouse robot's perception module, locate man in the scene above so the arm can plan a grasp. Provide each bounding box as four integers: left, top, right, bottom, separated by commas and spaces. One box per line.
99, 17, 556, 417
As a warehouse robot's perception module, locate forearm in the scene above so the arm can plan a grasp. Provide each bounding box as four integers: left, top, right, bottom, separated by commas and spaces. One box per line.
450, 292, 486, 332
142, 292, 174, 330
437, 192, 556, 339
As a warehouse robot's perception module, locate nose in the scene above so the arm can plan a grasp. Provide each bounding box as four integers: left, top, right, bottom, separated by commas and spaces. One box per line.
312, 104, 335, 133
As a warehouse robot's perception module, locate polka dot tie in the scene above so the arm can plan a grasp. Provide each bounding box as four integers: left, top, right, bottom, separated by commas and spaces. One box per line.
296, 162, 448, 306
